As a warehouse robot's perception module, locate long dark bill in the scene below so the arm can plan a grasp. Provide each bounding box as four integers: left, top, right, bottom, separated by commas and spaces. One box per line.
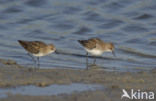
112, 51, 116, 57
55, 50, 60, 54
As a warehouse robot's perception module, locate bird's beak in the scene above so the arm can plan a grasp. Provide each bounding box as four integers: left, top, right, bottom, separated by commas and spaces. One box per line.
112, 51, 116, 57
55, 50, 59, 54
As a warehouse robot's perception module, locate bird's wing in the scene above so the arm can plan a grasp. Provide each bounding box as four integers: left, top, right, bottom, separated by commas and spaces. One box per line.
78, 39, 96, 49
78, 38, 104, 49
18, 40, 46, 54
86, 38, 104, 49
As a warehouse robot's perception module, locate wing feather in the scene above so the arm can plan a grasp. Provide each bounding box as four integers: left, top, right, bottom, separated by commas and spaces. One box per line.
78, 38, 102, 49
18, 40, 46, 54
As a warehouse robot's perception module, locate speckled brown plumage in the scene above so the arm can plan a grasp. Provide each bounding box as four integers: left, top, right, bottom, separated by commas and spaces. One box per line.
78, 38, 115, 69
78, 38, 99, 49
18, 40, 55, 57
18, 40, 47, 54
18, 40, 56, 68
78, 38, 114, 50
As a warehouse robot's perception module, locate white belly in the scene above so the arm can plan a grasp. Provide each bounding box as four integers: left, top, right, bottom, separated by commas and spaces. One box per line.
33, 53, 46, 57
85, 48, 103, 56
32, 50, 55, 57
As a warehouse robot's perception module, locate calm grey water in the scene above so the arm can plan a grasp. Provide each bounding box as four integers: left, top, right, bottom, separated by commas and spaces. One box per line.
0, 83, 103, 98
0, 0, 156, 71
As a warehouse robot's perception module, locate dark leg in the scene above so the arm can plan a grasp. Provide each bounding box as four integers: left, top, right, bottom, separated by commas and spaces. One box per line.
37, 57, 40, 68
86, 52, 88, 70
93, 56, 96, 64
27, 53, 37, 67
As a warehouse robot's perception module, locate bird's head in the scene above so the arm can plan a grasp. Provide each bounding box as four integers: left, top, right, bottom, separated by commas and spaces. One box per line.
107, 43, 116, 57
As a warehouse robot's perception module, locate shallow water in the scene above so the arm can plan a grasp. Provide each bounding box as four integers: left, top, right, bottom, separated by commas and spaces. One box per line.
0, 83, 103, 98
0, 0, 156, 71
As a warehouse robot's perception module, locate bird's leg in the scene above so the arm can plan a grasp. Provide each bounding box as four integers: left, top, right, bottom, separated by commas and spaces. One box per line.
86, 52, 89, 70
27, 53, 37, 67
93, 56, 96, 65
37, 57, 40, 69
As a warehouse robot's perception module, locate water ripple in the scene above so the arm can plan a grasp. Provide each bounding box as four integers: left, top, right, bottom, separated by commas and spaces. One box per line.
134, 13, 153, 20
25, 0, 47, 7
0, 0, 156, 72
122, 25, 148, 33
98, 19, 124, 29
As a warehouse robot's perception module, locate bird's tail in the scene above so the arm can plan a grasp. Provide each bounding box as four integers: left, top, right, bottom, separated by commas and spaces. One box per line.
18, 40, 24, 45
78, 40, 87, 45
18, 40, 28, 48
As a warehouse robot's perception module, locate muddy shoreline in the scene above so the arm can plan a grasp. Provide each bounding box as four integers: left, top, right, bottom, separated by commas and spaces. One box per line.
0, 59, 156, 101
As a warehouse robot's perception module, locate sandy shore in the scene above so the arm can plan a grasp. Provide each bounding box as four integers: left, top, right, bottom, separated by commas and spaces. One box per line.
0, 59, 156, 101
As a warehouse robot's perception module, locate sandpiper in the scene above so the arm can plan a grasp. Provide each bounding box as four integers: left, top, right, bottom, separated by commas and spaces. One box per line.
18, 40, 56, 68
78, 38, 115, 69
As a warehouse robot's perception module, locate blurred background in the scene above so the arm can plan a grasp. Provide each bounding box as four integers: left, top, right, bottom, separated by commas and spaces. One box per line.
0, 0, 156, 71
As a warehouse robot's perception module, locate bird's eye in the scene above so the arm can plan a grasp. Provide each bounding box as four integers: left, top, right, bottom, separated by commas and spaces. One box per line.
110, 47, 113, 50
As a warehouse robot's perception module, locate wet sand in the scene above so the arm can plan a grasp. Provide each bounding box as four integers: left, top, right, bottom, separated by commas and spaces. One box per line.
0, 59, 156, 101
